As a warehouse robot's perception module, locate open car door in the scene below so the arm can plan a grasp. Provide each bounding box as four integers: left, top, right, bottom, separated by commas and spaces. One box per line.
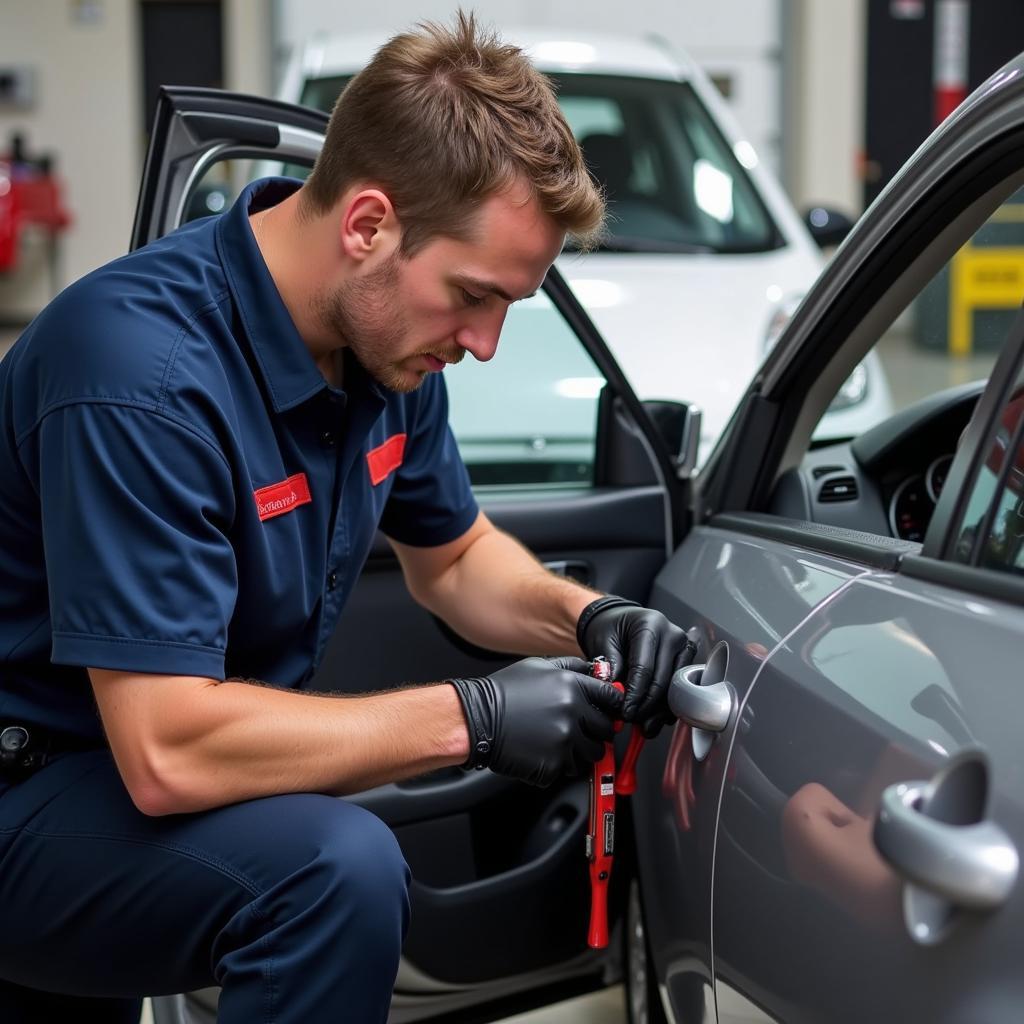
137, 87, 693, 1023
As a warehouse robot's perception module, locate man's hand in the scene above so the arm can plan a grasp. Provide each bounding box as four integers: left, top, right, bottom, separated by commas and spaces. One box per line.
450, 657, 624, 787
577, 596, 695, 736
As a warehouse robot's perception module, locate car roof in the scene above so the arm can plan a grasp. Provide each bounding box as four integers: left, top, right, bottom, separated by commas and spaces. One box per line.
299, 28, 692, 82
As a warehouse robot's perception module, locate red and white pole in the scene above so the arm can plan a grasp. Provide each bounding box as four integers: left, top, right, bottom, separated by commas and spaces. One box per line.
933, 0, 970, 125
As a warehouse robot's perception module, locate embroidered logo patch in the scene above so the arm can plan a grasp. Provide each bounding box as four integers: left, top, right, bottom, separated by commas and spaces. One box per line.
367, 433, 407, 486
253, 472, 312, 522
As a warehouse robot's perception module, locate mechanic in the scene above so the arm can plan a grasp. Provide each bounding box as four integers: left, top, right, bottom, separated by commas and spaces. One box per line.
0, 13, 692, 1023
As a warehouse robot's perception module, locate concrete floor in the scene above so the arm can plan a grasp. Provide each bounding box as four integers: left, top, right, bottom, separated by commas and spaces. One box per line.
137, 986, 625, 1024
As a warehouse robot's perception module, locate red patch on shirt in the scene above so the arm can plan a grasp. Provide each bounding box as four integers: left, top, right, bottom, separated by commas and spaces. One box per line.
253, 472, 312, 522
367, 433, 406, 486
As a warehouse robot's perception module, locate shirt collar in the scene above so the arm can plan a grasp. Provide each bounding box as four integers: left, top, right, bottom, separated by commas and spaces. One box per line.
215, 177, 331, 413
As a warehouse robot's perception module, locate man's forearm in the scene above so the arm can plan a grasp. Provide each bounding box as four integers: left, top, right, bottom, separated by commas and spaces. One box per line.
90, 668, 470, 816
418, 527, 599, 656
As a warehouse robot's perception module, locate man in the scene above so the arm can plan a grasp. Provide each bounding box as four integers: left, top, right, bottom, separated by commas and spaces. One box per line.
0, 13, 691, 1022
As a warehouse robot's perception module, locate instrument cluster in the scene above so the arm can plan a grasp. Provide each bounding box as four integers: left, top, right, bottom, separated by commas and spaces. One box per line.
887, 454, 954, 542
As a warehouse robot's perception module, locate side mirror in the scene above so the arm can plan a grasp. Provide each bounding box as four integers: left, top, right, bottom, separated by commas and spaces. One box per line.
802, 206, 855, 248
643, 400, 702, 477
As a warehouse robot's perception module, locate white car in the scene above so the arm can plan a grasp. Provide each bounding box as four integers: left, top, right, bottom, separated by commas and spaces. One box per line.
278, 29, 892, 463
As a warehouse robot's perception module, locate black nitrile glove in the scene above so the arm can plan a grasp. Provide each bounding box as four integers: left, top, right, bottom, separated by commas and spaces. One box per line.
577, 595, 696, 737
450, 656, 625, 787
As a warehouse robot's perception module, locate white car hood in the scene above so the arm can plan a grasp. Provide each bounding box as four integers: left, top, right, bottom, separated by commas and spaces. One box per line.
556, 246, 822, 448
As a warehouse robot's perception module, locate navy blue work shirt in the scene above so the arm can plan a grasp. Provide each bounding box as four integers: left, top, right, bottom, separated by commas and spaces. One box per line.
0, 178, 479, 742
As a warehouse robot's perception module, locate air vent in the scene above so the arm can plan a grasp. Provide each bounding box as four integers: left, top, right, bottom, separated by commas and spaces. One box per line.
812, 464, 846, 479
818, 475, 858, 502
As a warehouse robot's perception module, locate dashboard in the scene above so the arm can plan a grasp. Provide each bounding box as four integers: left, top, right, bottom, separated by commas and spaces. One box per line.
767, 382, 985, 542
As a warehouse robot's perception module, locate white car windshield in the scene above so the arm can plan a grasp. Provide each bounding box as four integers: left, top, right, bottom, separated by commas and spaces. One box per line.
298, 72, 781, 254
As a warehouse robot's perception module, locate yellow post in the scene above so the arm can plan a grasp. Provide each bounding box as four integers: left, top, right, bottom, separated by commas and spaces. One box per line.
948, 240, 1024, 357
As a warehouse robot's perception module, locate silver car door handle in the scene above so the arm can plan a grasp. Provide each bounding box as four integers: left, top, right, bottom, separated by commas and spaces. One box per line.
668, 664, 734, 732
668, 646, 737, 762
874, 781, 1019, 910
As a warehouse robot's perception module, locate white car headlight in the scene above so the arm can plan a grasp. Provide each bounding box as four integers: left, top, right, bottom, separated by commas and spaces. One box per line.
828, 362, 869, 410
763, 294, 869, 411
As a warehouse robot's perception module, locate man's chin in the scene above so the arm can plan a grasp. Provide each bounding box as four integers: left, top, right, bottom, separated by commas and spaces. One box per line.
375, 367, 428, 394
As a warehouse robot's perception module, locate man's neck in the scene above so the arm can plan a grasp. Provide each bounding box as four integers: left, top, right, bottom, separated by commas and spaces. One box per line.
249, 191, 343, 369
317, 349, 344, 389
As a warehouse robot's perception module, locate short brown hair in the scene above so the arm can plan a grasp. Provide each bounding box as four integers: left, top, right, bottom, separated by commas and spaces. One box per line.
300, 11, 605, 254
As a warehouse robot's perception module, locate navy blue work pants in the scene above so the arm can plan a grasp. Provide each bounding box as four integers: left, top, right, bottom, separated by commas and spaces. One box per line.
0, 750, 411, 1022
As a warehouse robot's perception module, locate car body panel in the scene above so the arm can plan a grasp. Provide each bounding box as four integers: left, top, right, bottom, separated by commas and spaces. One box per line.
635, 527, 868, 1024
712, 569, 1024, 1022
558, 251, 890, 453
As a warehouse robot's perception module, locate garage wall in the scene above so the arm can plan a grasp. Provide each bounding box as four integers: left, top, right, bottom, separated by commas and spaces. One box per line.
272, 0, 785, 174
783, 0, 867, 217
0, 1, 140, 320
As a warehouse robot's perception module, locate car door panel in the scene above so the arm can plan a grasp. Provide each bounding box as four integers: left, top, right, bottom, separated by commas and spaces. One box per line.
711, 569, 1024, 1023
634, 525, 868, 1024
137, 86, 686, 1021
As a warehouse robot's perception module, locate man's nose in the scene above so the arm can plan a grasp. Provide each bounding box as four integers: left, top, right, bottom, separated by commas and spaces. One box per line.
456, 307, 508, 362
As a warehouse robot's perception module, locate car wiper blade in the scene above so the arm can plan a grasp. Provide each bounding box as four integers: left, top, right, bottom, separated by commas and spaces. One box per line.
565, 235, 717, 254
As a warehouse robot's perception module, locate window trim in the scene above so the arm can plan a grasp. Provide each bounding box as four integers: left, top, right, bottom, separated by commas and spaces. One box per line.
899, 551, 1024, 606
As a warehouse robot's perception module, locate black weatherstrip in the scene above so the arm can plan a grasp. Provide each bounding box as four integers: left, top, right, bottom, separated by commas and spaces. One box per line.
900, 553, 1024, 606
711, 511, 921, 570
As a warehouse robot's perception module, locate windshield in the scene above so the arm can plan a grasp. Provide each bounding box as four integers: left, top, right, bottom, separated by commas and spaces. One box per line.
298, 72, 780, 254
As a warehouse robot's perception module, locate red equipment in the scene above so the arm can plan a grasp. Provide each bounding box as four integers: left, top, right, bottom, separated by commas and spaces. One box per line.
0, 137, 71, 275
585, 657, 648, 949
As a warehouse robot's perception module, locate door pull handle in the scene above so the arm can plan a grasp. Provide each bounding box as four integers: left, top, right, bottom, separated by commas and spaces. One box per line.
874, 781, 1018, 911
668, 640, 736, 761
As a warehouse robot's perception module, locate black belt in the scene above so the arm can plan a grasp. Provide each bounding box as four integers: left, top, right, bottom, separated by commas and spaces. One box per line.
0, 723, 96, 779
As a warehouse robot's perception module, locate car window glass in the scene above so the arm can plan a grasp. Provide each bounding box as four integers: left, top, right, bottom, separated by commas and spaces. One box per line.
444, 289, 603, 489
812, 189, 1023, 449
550, 73, 777, 253
952, 365, 1024, 569
182, 158, 604, 494
557, 95, 623, 137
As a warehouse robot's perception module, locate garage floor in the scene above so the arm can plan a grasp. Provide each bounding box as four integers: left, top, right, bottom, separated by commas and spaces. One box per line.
136, 987, 626, 1023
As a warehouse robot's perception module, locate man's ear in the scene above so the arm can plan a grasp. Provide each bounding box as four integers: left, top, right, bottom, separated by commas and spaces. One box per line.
340, 189, 400, 262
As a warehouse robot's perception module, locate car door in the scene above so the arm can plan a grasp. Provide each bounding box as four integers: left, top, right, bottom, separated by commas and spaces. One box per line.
629, 56, 1024, 1024
136, 87, 692, 1023
707, 332, 1024, 1024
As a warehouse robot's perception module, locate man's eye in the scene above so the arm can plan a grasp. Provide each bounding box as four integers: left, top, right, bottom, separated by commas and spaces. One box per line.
461, 289, 485, 307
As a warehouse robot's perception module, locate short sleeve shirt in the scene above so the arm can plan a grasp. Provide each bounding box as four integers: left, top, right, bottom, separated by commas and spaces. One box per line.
0, 178, 479, 741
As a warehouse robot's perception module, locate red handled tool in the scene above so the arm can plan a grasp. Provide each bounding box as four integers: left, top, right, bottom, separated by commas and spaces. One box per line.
586, 658, 651, 947
586, 657, 622, 949
616, 727, 645, 796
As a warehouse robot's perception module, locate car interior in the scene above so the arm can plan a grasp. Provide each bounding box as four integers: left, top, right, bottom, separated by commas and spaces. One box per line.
725, 169, 1024, 556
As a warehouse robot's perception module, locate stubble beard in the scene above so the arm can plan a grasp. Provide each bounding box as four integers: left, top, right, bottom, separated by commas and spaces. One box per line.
312, 254, 464, 394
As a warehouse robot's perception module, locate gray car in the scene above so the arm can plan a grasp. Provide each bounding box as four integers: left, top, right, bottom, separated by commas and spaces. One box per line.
629, 51, 1024, 1024
141, 55, 1024, 1022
